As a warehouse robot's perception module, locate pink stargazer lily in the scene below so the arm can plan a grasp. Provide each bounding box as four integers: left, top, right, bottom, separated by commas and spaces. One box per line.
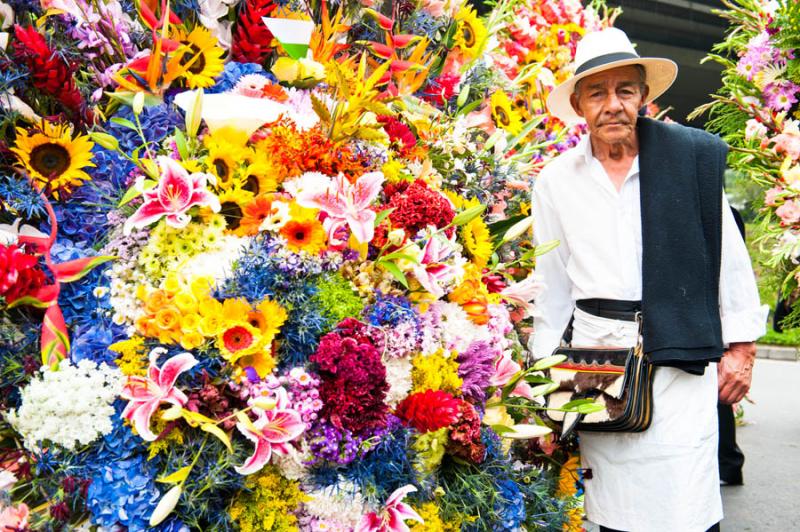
121, 349, 198, 441
490, 352, 536, 400
235, 388, 305, 475
412, 233, 461, 298
357, 484, 424, 532
123, 156, 220, 235
294, 171, 384, 244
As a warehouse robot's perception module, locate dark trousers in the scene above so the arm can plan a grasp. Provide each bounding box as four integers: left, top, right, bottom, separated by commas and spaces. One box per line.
718, 402, 745, 484
600, 524, 720, 532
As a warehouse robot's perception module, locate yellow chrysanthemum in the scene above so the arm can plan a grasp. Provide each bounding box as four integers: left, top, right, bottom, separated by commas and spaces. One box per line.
203, 127, 253, 187
172, 27, 226, 89
454, 6, 488, 58
217, 188, 255, 232
10, 121, 95, 199
411, 349, 463, 395
490, 91, 523, 135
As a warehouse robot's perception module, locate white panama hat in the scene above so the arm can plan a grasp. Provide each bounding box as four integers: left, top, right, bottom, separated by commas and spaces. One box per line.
546, 28, 678, 125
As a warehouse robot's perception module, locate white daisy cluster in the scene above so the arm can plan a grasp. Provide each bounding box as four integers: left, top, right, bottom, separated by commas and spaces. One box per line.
7, 359, 124, 451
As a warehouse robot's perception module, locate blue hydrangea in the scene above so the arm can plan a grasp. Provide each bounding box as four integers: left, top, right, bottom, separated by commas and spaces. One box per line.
91, 147, 137, 191
87, 454, 161, 531
207, 62, 273, 94
71, 321, 125, 365
104, 104, 182, 154
81, 402, 143, 465
44, 179, 116, 246
494, 478, 526, 531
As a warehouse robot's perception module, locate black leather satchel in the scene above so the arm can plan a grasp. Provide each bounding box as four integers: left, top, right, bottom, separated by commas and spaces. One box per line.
544, 312, 654, 440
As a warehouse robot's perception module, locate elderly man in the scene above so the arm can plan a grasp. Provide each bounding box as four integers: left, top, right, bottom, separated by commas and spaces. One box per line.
531, 28, 767, 532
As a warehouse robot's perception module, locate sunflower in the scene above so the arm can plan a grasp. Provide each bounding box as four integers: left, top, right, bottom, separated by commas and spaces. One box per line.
10, 121, 95, 199
280, 216, 327, 254
454, 6, 488, 58
240, 151, 278, 196
490, 91, 523, 135
217, 188, 254, 232
461, 217, 493, 268
172, 27, 226, 89
203, 128, 252, 188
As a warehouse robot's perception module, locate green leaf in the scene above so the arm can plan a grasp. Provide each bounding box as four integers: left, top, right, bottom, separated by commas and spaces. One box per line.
106, 91, 162, 109
174, 128, 188, 160
141, 158, 159, 179
157, 465, 192, 484
110, 117, 137, 130
200, 423, 233, 453
89, 132, 120, 151
374, 207, 395, 227
118, 180, 156, 207
451, 204, 486, 226
561, 398, 599, 410
455, 98, 482, 117
488, 215, 526, 239
532, 354, 567, 371
380, 251, 419, 264
355, 127, 388, 141
524, 374, 552, 384
377, 260, 409, 288
575, 402, 606, 414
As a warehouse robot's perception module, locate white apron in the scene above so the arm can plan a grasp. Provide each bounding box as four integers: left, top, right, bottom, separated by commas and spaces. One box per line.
571, 308, 723, 532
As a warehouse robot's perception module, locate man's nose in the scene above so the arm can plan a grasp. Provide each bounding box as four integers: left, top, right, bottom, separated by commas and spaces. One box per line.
605, 92, 624, 111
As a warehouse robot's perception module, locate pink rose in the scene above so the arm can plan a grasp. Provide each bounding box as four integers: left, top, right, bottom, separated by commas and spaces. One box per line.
765, 186, 784, 206
776, 199, 800, 225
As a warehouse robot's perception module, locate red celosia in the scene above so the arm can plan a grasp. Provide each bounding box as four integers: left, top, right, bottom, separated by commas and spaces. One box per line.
446, 400, 486, 463
335, 317, 385, 352
378, 116, 416, 156
12, 25, 89, 123
386, 179, 455, 237
395, 389, 461, 433
311, 322, 389, 435
0, 244, 47, 305
231, 0, 277, 64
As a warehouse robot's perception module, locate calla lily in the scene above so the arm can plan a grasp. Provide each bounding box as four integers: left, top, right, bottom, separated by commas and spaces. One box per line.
294, 171, 384, 244
173, 91, 289, 136
235, 388, 305, 475
123, 156, 220, 235
121, 349, 198, 441
357, 484, 424, 532
411, 233, 462, 298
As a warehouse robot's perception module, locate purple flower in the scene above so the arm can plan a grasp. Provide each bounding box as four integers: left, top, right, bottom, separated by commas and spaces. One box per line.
764, 81, 800, 112
457, 340, 500, 404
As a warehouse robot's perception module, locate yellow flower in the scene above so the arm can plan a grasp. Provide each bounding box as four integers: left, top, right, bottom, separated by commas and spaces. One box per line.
10, 121, 95, 199
217, 321, 264, 362
199, 314, 225, 337
411, 349, 463, 395
221, 298, 252, 322
172, 27, 225, 88
180, 331, 206, 350
109, 337, 148, 376
454, 6, 488, 58
240, 152, 278, 196
255, 299, 288, 339
237, 350, 276, 379
381, 156, 406, 183
280, 217, 327, 254
557, 455, 582, 497
180, 313, 201, 333
203, 127, 252, 187
217, 188, 255, 233
490, 91, 523, 135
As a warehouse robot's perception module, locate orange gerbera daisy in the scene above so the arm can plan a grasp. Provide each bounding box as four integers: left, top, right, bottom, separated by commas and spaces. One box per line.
280, 217, 327, 254
235, 195, 276, 236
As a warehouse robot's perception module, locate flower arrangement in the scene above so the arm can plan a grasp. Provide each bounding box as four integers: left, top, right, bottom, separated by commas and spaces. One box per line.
693, 0, 800, 326
0, 0, 610, 530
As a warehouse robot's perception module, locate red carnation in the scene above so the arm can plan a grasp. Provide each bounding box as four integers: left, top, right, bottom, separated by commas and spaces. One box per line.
0, 244, 47, 305
395, 389, 461, 433
387, 179, 455, 237
446, 400, 486, 463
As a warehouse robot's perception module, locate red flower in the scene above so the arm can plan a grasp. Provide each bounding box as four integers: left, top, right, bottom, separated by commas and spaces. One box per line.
378, 116, 416, 156
395, 389, 460, 433
0, 244, 46, 305
446, 400, 486, 463
386, 179, 455, 237
422, 73, 461, 106
481, 270, 507, 294
231, 0, 277, 64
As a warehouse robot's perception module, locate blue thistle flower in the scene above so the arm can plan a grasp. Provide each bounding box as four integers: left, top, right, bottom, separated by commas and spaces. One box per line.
364, 292, 418, 327
0, 174, 46, 219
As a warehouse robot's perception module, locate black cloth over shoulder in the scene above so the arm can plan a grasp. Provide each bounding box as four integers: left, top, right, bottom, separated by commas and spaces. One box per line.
637, 117, 726, 375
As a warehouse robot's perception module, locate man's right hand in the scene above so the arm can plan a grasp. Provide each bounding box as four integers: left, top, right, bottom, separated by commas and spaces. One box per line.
718, 342, 756, 405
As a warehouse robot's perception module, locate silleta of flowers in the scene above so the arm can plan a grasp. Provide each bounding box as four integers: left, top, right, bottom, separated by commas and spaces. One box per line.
693, 0, 800, 326
0, 0, 610, 530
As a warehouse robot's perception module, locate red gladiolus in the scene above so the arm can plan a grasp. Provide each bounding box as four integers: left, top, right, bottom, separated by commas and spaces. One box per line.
395, 389, 461, 433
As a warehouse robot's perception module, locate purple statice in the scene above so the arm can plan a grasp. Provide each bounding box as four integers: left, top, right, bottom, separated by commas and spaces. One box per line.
65, 0, 138, 60
246, 368, 323, 427
457, 340, 501, 404
764, 80, 800, 112
307, 422, 367, 465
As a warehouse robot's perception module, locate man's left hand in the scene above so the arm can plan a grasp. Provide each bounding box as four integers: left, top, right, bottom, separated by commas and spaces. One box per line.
718, 342, 756, 404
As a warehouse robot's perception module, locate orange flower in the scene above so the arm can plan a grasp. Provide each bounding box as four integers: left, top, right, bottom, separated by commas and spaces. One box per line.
154, 306, 181, 330
280, 217, 327, 254
235, 195, 276, 236
261, 83, 289, 102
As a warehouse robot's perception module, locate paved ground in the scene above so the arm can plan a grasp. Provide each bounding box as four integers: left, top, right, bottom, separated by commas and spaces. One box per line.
583, 358, 800, 532
720, 358, 800, 531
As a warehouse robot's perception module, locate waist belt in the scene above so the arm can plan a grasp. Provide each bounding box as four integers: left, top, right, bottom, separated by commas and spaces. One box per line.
576, 298, 642, 322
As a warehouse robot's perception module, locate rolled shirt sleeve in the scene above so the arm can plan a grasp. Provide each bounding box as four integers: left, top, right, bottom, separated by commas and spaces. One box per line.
530, 178, 575, 359
719, 193, 769, 345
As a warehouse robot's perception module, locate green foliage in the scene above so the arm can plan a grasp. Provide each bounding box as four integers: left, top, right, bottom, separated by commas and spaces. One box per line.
312, 272, 364, 324
758, 326, 800, 346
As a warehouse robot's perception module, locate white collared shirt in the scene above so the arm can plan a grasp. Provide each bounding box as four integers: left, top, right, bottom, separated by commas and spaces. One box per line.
531, 134, 768, 357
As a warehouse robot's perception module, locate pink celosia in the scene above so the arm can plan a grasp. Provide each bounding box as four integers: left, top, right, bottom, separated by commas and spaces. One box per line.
121, 350, 198, 441
294, 171, 384, 244
235, 387, 305, 475
357, 485, 424, 532
123, 156, 220, 234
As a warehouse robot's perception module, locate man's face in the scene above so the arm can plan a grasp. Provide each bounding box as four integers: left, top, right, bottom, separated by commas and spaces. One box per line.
570, 65, 649, 145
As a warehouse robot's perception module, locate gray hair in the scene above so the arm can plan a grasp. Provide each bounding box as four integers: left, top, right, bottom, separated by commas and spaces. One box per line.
573, 64, 647, 95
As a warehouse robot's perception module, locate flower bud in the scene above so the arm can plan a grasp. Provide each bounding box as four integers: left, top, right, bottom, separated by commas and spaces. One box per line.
149, 485, 182, 527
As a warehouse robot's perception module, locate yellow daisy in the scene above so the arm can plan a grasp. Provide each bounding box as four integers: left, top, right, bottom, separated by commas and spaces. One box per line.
454, 6, 488, 58
490, 91, 524, 135
172, 27, 226, 89
10, 121, 95, 199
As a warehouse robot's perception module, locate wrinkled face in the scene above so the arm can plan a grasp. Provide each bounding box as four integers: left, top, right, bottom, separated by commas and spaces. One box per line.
570, 65, 649, 145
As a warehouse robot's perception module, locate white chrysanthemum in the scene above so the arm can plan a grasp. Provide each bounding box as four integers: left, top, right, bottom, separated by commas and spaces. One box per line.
7, 359, 124, 451
383, 357, 413, 407
422, 301, 490, 356
178, 234, 246, 283
302, 480, 368, 529
273, 441, 312, 481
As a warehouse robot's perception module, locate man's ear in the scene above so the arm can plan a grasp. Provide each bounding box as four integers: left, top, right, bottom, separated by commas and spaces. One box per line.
640, 84, 650, 105
570, 92, 583, 118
